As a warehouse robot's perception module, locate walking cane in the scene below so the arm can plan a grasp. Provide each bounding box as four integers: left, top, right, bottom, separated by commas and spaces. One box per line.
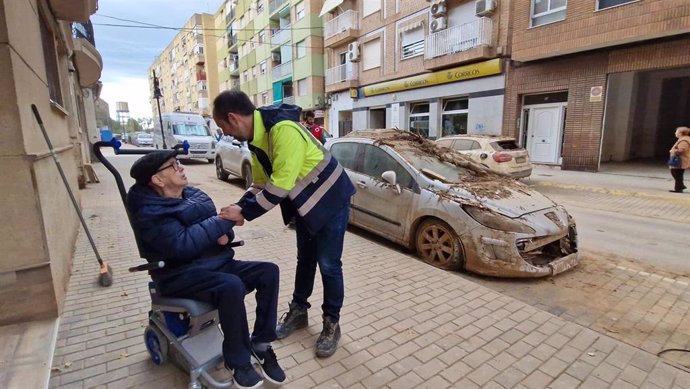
31, 104, 113, 287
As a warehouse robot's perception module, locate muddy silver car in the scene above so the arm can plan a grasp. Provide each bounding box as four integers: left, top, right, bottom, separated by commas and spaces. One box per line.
327, 130, 579, 278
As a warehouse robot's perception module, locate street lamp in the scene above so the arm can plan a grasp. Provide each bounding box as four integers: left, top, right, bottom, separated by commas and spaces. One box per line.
152, 70, 167, 149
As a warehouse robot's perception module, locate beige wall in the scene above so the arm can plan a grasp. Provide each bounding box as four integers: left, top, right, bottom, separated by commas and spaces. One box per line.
512, 0, 690, 62
0, 0, 95, 324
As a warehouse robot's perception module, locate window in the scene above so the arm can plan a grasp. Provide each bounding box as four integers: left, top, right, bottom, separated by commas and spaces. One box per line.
401, 27, 424, 60
295, 2, 305, 21
39, 14, 63, 105
330, 142, 360, 170
258, 30, 265, 44
362, 145, 415, 189
243, 71, 249, 82
597, 0, 636, 9
296, 40, 307, 58
409, 103, 430, 138
298, 78, 308, 96
260, 61, 267, 75
262, 92, 269, 105
453, 139, 481, 151
362, 38, 381, 70
530, 0, 567, 27
363, 0, 381, 17
442, 98, 468, 136
257, 0, 264, 13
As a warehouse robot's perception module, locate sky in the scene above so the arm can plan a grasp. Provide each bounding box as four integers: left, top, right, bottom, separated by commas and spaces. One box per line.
94, 0, 224, 119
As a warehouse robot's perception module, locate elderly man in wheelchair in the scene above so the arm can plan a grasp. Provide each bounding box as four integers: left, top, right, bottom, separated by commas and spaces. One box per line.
126, 150, 286, 389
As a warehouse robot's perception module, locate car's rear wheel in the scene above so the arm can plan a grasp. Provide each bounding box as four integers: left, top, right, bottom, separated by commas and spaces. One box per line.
215, 157, 229, 181
415, 219, 464, 270
241, 163, 253, 189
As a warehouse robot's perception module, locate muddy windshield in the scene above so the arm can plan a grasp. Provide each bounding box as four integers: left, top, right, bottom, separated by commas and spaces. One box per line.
172, 124, 211, 136
397, 150, 474, 184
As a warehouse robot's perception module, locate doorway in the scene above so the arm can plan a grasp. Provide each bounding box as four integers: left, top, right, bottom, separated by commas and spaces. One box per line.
522, 101, 567, 164
369, 108, 386, 129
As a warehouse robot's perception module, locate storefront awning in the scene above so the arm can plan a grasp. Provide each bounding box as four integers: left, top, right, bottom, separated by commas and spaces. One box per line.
400, 20, 424, 33
319, 0, 344, 16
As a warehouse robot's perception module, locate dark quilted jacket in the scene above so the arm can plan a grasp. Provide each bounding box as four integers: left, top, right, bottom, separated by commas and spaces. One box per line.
126, 184, 235, 270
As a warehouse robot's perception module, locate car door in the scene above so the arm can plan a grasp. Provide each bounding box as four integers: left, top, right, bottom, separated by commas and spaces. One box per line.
329, 141, 362, 225
225, 136, 245, 176
349, 144, 418, 244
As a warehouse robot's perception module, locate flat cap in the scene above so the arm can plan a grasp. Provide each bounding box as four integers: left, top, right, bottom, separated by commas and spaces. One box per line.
130, 150, 178, 185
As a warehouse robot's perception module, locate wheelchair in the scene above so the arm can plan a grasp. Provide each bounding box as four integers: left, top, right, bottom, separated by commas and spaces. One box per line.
94, 139, 239, 389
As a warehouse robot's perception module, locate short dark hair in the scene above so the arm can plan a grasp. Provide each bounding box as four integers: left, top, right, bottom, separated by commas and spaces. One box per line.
213, 90, 256, 118
304, 110, 315, 119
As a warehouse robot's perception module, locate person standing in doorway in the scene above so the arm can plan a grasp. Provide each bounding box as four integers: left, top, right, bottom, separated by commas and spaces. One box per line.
212, 90, 356, 358
669, 126, 690, 193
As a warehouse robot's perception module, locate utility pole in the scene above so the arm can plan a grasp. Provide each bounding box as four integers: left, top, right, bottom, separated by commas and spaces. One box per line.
152, 70, 167, 149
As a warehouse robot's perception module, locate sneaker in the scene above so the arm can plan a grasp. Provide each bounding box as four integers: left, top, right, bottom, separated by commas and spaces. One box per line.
251, 345, 286, 384
276, 302, 308, 340
315, 316, 341, 358
229, 363, 263, 389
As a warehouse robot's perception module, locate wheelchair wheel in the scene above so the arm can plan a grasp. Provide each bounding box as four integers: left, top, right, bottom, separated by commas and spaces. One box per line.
144, 325, 169, 365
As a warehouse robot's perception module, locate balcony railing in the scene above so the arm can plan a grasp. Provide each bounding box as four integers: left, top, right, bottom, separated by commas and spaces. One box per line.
227, 33, 237, 48
225, 9, 235, 24
272, 61, 292, 80
269, 0, 289, 15
325, 62, 358, 85
325, 10, 359, 39
271, 25, 291, 46
283, 96, 295, 105
72, 21, 95, 46
425, 18, 492, 60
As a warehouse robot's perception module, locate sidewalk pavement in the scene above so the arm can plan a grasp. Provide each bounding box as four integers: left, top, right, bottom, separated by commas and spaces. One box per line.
39, 154, 690, 389
527, 164, 690, 224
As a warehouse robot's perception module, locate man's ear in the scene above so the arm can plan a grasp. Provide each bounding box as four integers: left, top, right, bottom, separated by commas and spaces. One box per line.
149, 175, 165, 189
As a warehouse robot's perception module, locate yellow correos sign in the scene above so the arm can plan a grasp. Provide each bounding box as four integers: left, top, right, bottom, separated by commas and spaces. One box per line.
360, 58, 502, 97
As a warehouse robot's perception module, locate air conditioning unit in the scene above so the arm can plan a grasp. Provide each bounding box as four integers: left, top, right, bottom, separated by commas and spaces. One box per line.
430, 16, 447, 33
347, 41, 360, 62
271, 52, 281, 62
430, 0, 447, 17
475, 0, 496, 16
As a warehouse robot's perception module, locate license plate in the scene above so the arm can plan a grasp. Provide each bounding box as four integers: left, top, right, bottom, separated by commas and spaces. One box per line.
516, 157, 526, 164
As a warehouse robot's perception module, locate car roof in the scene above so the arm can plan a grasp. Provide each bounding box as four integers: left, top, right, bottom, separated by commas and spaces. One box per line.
437, 134, 517, 143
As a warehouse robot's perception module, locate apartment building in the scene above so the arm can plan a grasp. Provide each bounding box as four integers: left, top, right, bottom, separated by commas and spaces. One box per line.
505, 0, 690, 171
215, 0, 326, 112
321, 0, 510, 138
0, 0, 102, 324
148, 14, 219, 118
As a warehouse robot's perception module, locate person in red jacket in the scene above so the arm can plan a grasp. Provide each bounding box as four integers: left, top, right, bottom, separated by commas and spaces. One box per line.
302, 110, 327, 144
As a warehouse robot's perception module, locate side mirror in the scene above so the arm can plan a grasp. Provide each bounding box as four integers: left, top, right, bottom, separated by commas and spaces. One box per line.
480, 153, 488, 160
381, 170, 396, 185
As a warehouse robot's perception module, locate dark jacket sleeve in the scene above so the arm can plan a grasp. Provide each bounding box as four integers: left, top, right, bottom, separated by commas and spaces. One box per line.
137, 212, 234, 262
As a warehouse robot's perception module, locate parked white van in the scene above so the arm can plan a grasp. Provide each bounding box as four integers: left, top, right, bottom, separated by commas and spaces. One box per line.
153, 112, 217, 163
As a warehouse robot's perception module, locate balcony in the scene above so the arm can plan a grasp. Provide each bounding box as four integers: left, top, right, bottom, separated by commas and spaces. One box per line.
196, 71, 207, 81
72, 26, 102, 87
230, 77, 240, 90
325, 62, 358, 93
49, 0, 97, 22
272, 61, 292, 80
283, 96, 295, 105
271, 25, 291, 46
225, 9, 235, 25
195, 52, 205, 65
324, 10, 359, 48
424, 18, 494, 70
269, 0, 289, 16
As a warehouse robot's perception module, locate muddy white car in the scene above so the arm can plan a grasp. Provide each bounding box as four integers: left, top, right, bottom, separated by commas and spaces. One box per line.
327, 130, 579, 278
436, 135, 532, 178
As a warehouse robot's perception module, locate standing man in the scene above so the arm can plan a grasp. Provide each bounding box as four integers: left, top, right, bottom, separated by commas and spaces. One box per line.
213, 90, 355, 358
303, 110, 328, 144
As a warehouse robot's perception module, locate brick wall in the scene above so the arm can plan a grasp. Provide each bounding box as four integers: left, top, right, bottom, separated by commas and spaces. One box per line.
512, 0, 690, 62
504, 37, 690, 171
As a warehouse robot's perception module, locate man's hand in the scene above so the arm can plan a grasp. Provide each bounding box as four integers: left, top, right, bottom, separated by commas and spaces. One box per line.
220, 204, 245, 226
217, 234, 229, 245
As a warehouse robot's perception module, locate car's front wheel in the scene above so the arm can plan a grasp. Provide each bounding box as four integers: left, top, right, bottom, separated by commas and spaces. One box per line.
216, 157, 229, 181
241, 163, 253, 189
415, 218, 464, 270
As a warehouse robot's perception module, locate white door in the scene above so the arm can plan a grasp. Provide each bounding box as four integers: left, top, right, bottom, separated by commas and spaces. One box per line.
526, 105, 564, 164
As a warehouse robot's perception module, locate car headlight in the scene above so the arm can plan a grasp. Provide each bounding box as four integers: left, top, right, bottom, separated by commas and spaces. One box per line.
463, 205, 535, 234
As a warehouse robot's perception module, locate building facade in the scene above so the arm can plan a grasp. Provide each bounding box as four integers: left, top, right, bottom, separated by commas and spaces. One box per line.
148, 14, 219, 118
0, 0, 102, 324
505, 0, 690, 171
321, 0, 511, 138
215, 0, 327, 111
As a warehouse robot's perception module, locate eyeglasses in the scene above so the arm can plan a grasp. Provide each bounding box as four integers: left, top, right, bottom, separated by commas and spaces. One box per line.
156, 160, 182, 173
